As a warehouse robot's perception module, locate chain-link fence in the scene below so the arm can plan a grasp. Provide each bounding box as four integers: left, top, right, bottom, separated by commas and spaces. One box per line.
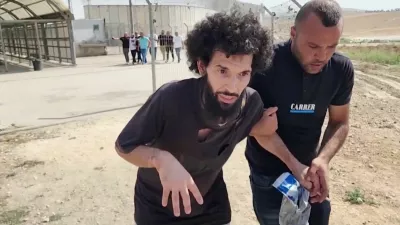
81, 0, 301, 90
269, 0, 301, 42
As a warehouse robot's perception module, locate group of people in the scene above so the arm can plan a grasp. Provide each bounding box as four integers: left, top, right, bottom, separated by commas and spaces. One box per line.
115, 0, 354, 225
113, 32, 149, 64
113, 30, 184, 65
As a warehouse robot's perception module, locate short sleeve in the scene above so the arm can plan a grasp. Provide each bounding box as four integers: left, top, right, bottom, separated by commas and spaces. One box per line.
331, 58, 355, 106
249, 69, 276, 108
238, 90, 264, 141
115, 88, 165, 153
247, 91, 265, 128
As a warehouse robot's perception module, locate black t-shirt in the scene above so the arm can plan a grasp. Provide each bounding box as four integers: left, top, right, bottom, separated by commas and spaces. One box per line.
246, 40, 354, 176
166, 35, 174, 47
116, 77, 264, 225
159, 34, 167, 46
120, 37, 130, 49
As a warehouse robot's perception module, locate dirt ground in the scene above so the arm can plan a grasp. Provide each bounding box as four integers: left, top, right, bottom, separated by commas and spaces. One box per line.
1, 60, 400, 225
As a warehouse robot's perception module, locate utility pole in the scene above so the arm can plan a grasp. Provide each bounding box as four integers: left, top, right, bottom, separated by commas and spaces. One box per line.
129, 0, 134, 34
87, 0, 91, 19
68, 0, 73, 13
146, 0, 156, 93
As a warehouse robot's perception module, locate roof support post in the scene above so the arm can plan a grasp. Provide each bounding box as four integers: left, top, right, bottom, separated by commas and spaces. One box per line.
0, 23, 8, 72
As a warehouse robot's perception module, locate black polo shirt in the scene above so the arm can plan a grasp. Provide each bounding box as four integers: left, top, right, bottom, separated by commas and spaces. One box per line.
119, 37, 130, 49
159, 34, 167, 46
246, 40, 354, 176
116, 77, 264, 225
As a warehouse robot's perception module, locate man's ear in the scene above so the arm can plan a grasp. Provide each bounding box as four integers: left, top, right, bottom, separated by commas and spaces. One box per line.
290, 26, 296, 41
197, 60, 206, 75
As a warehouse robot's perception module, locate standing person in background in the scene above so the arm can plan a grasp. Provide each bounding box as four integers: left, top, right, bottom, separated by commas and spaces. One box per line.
136, 32, 142, 64
165, 31, 174, 63
129, 33, 137, 64
173, 31, 183, 63
138, 32, 150, 64
158, 30, 167, 61
149, 32, 158, 60
112, 32, 130, 65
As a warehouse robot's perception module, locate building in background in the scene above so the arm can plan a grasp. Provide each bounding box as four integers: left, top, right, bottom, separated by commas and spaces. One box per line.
82, 0, 266, 45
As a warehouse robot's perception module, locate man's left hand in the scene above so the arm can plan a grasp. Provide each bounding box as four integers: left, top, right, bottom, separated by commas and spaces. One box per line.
307, 157, 330, 203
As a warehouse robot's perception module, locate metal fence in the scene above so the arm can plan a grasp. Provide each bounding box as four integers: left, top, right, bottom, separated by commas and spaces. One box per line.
269, 0, 301, 42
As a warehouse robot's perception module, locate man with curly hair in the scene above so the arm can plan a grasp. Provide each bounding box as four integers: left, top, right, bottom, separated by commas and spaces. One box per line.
114, 10, 292, 225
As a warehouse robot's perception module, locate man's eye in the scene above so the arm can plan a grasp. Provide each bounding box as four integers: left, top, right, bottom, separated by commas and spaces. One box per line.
220, 69, 226, 74
309, 45, 318, 49
240, 72, 250, 77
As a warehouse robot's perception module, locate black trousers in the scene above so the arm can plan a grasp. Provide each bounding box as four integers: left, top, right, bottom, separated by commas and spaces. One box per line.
166, 47, 174, 61
130, 50, 137, 62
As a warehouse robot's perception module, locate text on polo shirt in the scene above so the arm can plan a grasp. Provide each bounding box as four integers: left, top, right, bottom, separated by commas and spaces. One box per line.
290, 103, 316, 114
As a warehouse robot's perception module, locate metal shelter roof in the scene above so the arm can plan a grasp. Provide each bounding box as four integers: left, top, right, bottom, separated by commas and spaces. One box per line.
0, 0, 73, 21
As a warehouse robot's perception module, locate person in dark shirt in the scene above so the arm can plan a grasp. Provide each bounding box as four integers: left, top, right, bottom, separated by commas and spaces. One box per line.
165, 31, 175, 62
115, 10, 277, 225
159, 30, 167, 61
112, 32, 130, 64
245, 1, 354, 225
129, 33, 137, 64
135, 32, 142, 63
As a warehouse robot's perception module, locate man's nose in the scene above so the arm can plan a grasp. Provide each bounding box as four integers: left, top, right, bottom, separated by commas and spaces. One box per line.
225, 75, 239, 91
314, 48, 328, 62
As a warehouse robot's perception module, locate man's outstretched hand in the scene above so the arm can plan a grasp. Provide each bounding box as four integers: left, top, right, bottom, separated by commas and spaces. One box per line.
152, 151, 204, 217
306, 157, 330, 203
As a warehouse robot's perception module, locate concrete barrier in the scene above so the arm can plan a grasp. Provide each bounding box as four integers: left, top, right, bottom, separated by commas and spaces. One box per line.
76, 43, 108, 57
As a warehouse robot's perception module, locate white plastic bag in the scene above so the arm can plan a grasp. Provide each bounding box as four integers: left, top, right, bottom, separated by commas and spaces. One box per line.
273, 172, 311, 225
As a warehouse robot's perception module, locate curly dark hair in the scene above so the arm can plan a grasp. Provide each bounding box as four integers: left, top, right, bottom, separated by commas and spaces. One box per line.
185, 10, 273, 75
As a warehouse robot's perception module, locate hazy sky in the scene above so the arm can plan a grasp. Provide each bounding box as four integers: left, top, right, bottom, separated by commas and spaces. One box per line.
63, 0, 399, 19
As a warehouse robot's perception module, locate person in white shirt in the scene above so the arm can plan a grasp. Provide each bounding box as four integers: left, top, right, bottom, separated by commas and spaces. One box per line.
149, 33, 158, 60
173, 32, 183, 63
129, 33, 138, 64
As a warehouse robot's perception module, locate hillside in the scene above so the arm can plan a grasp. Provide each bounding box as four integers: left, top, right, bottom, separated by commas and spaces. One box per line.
343, 11, 400, 39
271, 10, 400, 41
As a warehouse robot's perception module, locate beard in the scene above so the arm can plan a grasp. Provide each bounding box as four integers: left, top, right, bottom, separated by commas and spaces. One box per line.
199, 76, 244, 127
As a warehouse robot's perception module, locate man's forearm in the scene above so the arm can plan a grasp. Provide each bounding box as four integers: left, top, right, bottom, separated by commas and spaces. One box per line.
254, 133, 301, 172
115, 145, 163, 169
318, 121, 349, 163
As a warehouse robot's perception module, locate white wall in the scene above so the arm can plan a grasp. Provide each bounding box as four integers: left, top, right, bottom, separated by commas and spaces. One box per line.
72, 19, 106, 44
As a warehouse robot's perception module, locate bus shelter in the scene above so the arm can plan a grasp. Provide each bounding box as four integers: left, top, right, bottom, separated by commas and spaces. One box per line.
0, 0, 76, 72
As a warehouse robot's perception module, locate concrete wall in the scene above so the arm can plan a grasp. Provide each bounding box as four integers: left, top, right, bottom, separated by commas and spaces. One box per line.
84, 4, 217, 37
84, 3, 266, 36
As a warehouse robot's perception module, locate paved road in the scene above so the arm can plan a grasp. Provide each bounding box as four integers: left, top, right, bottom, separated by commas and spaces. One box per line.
0, 53, 193, 133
